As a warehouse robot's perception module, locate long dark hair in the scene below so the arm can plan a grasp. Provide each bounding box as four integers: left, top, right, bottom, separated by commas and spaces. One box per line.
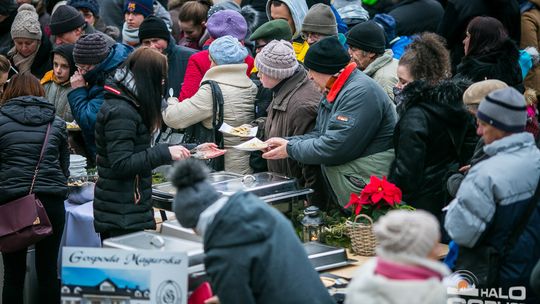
123, 47, 167, 132
465, 16, 509, 56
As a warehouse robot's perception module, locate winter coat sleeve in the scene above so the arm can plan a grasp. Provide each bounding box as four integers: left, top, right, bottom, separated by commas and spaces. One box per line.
179, 55, 204, 101
102, 105, 172, 178
444, 167, 496, 248
204, 250, 257, 304
521, 11, 539, 50
67, 86, 104, 136
389, 108, 429, 196
162, 84, 213, 129
287, 88, 385, 166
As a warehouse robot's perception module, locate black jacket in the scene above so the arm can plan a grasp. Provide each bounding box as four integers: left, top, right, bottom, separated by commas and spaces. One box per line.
388, 0, 444, 36
204, 192, 335, 304
0, 96, 69, 205
166, 35, 197, 98
455, 39, 524, 92
93, 81, 172, 233
437, 0, 521, 72
389, 79, 478, 217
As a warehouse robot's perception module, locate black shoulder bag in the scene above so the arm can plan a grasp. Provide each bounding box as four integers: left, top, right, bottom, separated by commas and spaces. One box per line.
454, 179, 540, 287
181, 80, 225, 171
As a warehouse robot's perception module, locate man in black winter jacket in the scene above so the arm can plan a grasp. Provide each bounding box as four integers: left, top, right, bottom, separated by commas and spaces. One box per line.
171, 160, 334, 304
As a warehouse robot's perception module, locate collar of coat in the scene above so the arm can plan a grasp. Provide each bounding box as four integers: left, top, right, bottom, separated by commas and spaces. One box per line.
327, 62, 357, 103
104, 83, 140, 108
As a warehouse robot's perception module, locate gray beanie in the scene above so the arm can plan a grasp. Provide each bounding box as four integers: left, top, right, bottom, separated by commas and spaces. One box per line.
171, 159, 221, 228
209, 35, 248, 65
301, 3, 337, 36
374, 210, 440, 259
477, 87, 527, 133
11, 4, 42, 41
73, 33, 110, 65
255, 40, 298, 80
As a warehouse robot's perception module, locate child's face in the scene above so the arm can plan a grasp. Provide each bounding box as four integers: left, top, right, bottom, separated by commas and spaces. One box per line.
53, 54, 71, 83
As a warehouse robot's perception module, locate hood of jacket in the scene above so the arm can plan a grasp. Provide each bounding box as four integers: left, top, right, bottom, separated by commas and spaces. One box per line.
0, 96, 55, 126
103, 68, 140, 108
401, 77, 473, 144
204, 192, 276, 249
202, 63, 254, 88
83, 43, 133, 86
265, 0, 308, 39
363, 49, 395, 77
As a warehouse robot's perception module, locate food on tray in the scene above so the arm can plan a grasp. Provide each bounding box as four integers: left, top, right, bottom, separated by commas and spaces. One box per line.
68, 180, 85, 187
245, 141, 268, 149
66, 121, 81, 130
229, 124, 251, 137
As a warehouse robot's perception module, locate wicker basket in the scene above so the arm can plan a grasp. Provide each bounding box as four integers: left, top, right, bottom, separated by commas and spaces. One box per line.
346, 214, 377, 256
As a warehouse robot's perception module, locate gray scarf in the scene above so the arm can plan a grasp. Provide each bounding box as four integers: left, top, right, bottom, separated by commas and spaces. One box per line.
122, 22, 140, 47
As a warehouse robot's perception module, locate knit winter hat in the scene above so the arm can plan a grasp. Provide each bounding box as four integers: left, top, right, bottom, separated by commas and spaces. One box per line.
249, 19, 292, 42
255, 40, 298, 80
11, 4, 42, 41
301, 4, 337, 36
0, 0, 17, 16
463, 79, 508, 106
374, 210, 440, 259
124, 0, 153, 17
73, 33, 110, 65
209, 35, 248, 65
138, 15, 169, 42
206, 9, 247, 40
68, 0, 100, 17
49, 4, 86, 35
477, 87, 527, 132
304, 36, 350, 75
347, 20, 385, 54
171, 159, 221, 229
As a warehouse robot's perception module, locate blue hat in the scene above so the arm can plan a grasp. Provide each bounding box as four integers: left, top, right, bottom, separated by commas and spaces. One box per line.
124, 0, 153, 17
209, 35, 248, 65
477, 87, 527, 133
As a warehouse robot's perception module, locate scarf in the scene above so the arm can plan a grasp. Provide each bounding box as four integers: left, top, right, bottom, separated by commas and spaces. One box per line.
40, 70, 70, 85
8, 42, 40, 75
122, 23, 140, 47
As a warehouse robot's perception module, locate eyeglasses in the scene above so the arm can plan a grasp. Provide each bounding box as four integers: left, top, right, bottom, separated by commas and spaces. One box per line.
300, 32, 326, 41
76, 64, 94, 73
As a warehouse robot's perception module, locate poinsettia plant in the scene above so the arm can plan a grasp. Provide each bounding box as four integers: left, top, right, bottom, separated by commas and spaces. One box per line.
344, 176, 413, 223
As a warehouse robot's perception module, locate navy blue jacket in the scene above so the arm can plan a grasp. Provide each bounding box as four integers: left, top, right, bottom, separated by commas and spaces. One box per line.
165, 35, 196, 98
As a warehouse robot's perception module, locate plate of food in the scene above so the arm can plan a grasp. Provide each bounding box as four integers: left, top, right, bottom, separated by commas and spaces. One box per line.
233, 138, 268, 152
191, 147, 227, 160
219, 123, 258, 138
66, 121, 81, 131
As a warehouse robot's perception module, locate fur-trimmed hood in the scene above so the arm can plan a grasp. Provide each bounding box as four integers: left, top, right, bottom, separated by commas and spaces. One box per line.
401, 77, 473, 129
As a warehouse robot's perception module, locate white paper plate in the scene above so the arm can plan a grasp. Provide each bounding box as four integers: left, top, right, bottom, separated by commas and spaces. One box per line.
233, 138, 268, 152
219, 122, 258, 138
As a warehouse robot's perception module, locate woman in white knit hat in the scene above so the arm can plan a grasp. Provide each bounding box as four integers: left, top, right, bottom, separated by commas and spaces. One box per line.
255, 39, 328, 207
7, 3, 51, 78
346, 210, 450, 304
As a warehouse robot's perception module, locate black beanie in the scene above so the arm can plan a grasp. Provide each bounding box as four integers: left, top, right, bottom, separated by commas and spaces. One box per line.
52, 44, 77, 76
138, 15, 170, 42
304, 36, 350, 75
171, 159, 221, 229
49, 4, 86, 35
346, 20, 386, 54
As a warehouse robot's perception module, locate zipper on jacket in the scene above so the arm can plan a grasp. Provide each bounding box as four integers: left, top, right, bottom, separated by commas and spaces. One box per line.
133, 174, 141, 205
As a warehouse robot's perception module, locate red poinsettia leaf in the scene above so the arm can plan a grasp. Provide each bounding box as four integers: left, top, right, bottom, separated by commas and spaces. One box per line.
372, 191, 384, 204
344, 193, 359, 210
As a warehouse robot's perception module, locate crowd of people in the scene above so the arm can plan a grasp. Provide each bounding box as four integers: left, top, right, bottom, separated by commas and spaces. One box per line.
0, 0, 540, 303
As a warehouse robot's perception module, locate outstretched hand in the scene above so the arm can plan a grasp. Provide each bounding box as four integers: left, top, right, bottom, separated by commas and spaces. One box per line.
262, 137, 289, 160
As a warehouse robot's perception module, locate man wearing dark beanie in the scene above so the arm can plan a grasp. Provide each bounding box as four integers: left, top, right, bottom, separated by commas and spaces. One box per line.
50, 4, 99, 45
139, 15, 195, 98
346, 20, 399, 101
171, 159, 335, 304
264, 36, 398, 207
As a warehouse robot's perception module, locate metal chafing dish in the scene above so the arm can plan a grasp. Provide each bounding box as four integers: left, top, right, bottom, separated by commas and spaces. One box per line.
152, 171, 313, 211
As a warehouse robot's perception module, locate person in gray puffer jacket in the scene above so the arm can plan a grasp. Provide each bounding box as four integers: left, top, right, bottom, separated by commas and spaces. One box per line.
171, 159, 335, 304
445, 88, 540, 302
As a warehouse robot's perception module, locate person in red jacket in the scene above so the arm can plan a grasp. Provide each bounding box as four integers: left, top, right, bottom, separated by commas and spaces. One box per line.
178, 9, 254, 101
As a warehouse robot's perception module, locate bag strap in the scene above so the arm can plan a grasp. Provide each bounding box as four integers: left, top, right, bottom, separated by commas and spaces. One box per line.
29, 123, 52, 194
201, 80, 225, 149
503, 177, 540, 256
